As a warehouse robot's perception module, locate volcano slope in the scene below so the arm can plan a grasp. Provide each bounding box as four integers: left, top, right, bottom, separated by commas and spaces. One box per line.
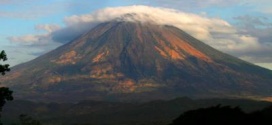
2, 21, 272, 102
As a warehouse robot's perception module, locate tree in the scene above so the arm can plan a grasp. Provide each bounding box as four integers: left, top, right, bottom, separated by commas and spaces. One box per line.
0, 50, 13, 125
0, 87, 13, 111
0, 51, 10, 75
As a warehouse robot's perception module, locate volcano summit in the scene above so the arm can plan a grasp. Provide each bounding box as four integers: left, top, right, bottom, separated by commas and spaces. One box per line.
2, 15, 272, 102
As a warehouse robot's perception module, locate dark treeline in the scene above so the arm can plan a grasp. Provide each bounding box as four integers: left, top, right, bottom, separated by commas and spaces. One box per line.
170, 104, 272, 125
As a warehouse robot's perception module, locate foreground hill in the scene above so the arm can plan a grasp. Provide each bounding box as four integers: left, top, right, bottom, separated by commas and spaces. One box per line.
2, 97, 271, 125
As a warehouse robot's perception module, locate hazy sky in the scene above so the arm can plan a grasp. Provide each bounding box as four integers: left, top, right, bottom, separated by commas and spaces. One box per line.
0, 0, 272, 70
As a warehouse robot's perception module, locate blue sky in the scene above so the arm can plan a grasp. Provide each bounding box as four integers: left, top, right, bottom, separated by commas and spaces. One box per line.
1, 0, 272, 70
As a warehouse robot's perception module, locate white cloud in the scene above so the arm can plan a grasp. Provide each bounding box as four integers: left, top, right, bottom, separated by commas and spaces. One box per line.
8, 35, 43, 44
35, 24, 60, 33
255, 63, 272, 70
62, 6, 224, 40
8, 23, 60, 45
136, 0, 240, 10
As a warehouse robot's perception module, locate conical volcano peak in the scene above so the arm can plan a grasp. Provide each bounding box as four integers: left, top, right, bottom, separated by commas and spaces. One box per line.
65, 21, 212, 66
2, 19, 272, 102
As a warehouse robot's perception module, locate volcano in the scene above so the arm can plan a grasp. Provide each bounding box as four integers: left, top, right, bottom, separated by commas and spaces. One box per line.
2, 20, 272, 102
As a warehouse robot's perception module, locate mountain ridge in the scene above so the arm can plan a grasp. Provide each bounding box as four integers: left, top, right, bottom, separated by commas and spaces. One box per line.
2, 21, 272, 102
